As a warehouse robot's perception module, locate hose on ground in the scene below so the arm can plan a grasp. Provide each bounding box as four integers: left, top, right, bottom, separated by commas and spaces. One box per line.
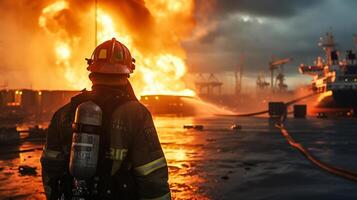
216, 92, 357, 182
275, 122, 357, 182
217, 93, 317, 117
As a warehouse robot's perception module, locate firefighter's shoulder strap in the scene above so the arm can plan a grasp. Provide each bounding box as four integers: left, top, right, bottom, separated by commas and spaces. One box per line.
69, 85, 138, 198
70, 89, 93, 114
93, 85, 138, 198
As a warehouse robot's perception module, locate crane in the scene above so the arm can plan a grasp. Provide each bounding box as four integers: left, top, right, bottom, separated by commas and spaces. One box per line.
256, 72, 270, 90
269, 57, 292, 93
235, 53, 244, 95
195, 73, 223, 96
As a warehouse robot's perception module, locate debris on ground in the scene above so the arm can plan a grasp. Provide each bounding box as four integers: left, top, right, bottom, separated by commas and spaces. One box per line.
230, 124, 242, 132
316, 112, 327, 118
183, 125, 204, 131
244, 167, 251, 171
18, 165, 37, 176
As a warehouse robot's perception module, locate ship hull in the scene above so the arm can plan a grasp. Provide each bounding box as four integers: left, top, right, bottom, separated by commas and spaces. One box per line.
140, 95, 196, 116
316, 89, 357, 109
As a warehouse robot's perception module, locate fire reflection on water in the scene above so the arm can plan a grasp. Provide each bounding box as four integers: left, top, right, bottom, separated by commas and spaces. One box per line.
0, 142, 44, 199
0, 117, 210, 200
155, 117, 210, 200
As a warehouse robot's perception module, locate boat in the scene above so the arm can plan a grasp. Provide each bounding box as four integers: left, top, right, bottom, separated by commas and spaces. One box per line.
299, 33, 357, 115
140, 94, 196, 116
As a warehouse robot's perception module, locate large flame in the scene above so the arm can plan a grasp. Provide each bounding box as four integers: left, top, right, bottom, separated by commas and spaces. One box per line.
38, 0, 195, 96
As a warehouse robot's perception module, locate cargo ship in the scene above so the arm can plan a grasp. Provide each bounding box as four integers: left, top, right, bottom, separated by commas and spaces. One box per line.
140, 95, 196, 116
299, 33, 357, 114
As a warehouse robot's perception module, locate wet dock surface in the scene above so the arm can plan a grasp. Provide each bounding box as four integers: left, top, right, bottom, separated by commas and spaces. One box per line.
1, 116, 357, 199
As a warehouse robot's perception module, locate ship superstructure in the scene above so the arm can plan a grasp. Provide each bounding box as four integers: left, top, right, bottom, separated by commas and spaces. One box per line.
299, 33, 357, 111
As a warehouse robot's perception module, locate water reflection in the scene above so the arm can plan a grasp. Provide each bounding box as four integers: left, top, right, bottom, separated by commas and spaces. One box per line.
0, 117, 211, 200
1, 117, 356, 199
0, 142, 44, 199
155, 116, 210, 199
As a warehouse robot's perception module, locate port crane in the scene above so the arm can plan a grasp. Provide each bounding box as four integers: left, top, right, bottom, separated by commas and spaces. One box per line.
235, 54, 244, 95
269, 57, 292, 93
195, 73, 223, 96
256, 72, 270, 90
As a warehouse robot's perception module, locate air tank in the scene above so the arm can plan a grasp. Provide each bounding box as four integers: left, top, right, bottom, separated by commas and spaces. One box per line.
69, 101, 102, 180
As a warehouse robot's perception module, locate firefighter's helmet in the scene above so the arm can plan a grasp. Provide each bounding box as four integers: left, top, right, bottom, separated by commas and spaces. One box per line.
86, 38, 135, 74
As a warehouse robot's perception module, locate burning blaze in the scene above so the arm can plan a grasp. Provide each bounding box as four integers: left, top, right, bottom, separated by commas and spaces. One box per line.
38, 0, 196, 96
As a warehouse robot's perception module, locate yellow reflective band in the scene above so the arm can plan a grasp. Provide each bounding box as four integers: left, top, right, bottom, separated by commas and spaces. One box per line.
109, 148, 128, 161
134, 157, 167, 176
43, 149, 61, 158
141, 192, 171, 200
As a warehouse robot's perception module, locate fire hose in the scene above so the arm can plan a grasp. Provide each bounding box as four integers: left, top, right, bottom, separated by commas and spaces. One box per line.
218, 93, 357, 182
217, 93, 317, 117
275, 122, 357, 182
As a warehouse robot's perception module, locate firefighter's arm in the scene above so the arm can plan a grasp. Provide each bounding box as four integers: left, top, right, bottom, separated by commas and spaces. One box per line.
40, 108, 69, 199
130, 108, 171, 200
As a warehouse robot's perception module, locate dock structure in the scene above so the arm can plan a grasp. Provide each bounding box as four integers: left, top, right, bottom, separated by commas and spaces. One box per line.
0, 89, 79, 122
195, 73, 223, 96
269, 57, 292, 93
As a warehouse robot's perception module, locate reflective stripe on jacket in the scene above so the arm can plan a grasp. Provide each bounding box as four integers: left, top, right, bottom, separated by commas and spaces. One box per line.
41, 94, 170, 199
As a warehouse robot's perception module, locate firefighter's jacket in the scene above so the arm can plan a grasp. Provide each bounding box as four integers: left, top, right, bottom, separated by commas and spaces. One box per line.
41, 86, 171, 200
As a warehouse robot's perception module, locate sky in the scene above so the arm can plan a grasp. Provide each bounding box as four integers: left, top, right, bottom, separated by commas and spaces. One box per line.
0, 0, 356, 91
183, 0, 357, 83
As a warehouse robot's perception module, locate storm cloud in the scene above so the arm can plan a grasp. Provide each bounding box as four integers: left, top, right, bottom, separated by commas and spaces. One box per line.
185, 0, 357, 84
215, 0, 321, 18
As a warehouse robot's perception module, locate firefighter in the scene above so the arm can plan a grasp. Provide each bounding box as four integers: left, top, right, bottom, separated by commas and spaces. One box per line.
41, 38, 171, 200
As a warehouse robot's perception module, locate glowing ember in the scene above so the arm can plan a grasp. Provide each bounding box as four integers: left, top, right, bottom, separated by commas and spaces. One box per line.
38, 0, 195, 96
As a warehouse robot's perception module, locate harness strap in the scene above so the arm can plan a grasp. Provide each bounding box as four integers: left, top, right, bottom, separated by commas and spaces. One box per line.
69, 84, 138, 199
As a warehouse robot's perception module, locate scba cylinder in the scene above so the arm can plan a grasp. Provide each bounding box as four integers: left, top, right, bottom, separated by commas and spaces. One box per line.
69, 101, 102, 180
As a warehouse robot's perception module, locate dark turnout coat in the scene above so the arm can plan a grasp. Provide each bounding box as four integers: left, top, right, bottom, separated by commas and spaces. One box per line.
41, 86, 171, 200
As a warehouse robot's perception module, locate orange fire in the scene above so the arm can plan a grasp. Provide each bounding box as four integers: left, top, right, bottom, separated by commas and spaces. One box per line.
38, 0, 196, 96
